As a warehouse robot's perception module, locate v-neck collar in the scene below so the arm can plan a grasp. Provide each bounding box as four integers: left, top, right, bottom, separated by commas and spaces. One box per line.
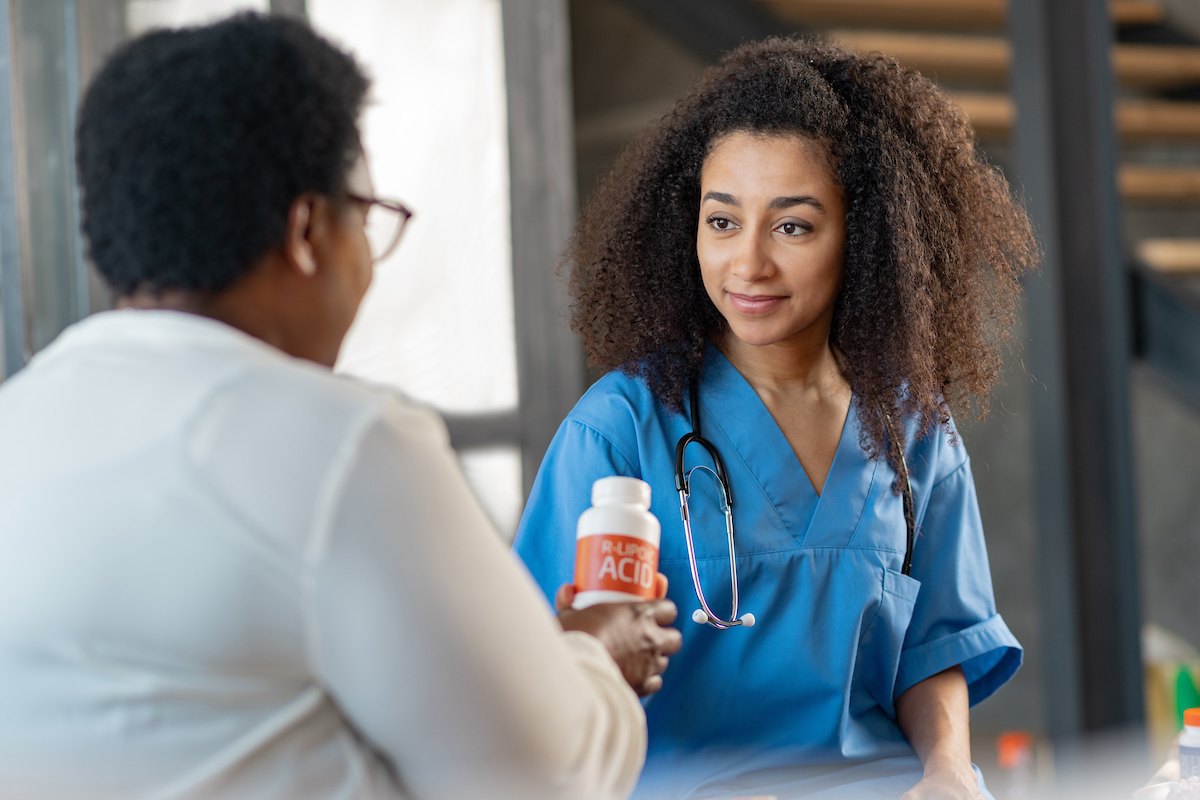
697, 343, 876, 548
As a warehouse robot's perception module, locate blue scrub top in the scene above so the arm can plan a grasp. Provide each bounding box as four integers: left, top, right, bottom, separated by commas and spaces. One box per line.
513, 346, 1021, 798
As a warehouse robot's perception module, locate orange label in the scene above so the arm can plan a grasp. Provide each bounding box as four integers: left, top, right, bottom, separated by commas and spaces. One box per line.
574, 534, 659, 598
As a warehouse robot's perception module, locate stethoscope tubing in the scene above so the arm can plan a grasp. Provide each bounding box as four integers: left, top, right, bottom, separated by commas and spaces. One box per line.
675, 384, 751, 628
674, 381, 917, 631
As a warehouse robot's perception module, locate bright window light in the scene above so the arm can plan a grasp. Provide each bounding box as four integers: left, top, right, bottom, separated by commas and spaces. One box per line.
312, 0, 519, 416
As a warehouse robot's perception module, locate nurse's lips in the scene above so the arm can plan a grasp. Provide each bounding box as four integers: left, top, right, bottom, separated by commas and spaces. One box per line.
728, 292, 786, 314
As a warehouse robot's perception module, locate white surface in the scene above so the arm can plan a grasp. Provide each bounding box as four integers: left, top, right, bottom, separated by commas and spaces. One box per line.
0, 310, 645, 800
126, 0, 267, 34
313, 0, 519, 415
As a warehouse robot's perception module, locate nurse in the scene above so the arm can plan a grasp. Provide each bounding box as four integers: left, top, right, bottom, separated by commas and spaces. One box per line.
513, 38, 1037, 800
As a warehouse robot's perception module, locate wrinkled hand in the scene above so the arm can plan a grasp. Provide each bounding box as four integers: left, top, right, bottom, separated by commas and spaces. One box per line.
555, 576, 682, 696
900, 765, 986, 800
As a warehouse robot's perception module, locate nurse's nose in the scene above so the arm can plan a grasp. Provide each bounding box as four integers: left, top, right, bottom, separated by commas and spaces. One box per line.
730, 227, 775, 282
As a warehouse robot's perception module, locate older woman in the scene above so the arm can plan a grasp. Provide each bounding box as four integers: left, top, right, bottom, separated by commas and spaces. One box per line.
0, 14, 680, 800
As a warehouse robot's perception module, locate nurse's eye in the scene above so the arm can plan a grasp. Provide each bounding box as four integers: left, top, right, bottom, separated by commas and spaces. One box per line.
706, 215, 739, 232
775, 221, 813, 238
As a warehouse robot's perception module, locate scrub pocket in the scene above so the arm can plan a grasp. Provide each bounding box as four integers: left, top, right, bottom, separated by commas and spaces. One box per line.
855, 568, 921, 720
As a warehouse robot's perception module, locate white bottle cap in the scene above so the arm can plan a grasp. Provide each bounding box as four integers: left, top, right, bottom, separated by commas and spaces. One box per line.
592, 476, 651, 508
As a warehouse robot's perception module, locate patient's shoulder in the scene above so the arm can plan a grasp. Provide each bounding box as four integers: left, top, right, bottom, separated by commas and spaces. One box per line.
184, 358, 443, 548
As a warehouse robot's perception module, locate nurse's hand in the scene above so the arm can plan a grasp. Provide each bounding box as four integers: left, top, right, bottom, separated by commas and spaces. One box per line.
900, 768, 987, 800
555, 577, 682, 696
896, 666, 984, 800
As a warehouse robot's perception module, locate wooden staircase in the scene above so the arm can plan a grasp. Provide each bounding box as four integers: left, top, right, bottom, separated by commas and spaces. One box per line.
759, 0, 1165, 29
752, 0, 1200, 274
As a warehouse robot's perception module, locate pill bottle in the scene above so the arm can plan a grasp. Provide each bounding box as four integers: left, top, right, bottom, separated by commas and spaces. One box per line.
573, 476, 661, 609
1183, 708, 1200, 779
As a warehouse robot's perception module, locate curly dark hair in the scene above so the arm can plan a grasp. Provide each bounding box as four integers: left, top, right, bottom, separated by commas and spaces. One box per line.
569, 37, 1037, 465
77, 13, 369, 295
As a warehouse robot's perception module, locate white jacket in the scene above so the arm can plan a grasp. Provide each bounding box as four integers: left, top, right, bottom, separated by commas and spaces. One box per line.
0, 310, 645, 800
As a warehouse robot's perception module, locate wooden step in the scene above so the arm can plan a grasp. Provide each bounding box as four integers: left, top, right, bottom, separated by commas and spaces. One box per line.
1116, 98, 1200, 139
1119, 165, 1200, 201
830, 30, 1008, 82
758, 0, 1164, 30
954, 93, 1200, 141
1115, 44, 1200, 90
953, 92, 1013, 139
831, 30, 1200, 89
1137, 238, 1200, 273
1113, 0, 1173, 26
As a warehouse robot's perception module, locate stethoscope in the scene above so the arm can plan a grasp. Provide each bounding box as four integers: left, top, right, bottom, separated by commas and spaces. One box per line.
674, 383, 917, 630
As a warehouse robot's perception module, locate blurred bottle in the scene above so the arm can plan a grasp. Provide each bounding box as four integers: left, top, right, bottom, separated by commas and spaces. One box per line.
1182, 708, 1200, 779
997, 731, 1035, 800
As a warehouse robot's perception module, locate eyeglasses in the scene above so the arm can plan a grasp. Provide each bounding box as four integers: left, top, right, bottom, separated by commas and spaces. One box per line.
347, 193, 414, 263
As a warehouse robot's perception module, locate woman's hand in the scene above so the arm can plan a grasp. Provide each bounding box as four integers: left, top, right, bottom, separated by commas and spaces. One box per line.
900, 763, 986, 800
896, 666, 983, 800
555, 575, 682, 695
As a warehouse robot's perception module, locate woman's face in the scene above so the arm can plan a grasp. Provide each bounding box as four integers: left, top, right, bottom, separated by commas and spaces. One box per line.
307, 152, 376, 366
696, 131, 846, 350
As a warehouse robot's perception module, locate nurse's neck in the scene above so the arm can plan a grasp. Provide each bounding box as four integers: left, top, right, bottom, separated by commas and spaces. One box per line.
717, 325, 851, 495
716, 325, 848, 398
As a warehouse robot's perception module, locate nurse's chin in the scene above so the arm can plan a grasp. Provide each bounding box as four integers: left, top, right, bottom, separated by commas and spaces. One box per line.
722, 322, 811, 349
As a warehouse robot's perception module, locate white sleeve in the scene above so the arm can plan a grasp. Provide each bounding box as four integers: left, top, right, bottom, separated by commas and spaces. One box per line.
303, 400, 646, 800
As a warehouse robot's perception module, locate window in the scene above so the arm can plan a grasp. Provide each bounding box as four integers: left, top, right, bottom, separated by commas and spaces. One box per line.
0, 0, 582, 542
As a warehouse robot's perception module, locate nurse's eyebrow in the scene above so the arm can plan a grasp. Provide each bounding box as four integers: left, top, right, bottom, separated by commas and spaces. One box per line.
768, 195, 825, 212
701, 191, 826, 213
703, 191, 739, 206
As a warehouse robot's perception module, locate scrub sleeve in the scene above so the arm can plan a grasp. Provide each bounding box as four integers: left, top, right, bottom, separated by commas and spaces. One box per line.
897, 455, 1022, 706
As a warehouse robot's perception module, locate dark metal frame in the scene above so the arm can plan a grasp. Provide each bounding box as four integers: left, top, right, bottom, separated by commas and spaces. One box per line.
64, 0, 90, 322
499, 0, 582, 495
1007, 0, 1087, 744
616, 0, 791, 62
1009, 0, 1143, 737
0, 0, 125, 380
0, 0, 25, 377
